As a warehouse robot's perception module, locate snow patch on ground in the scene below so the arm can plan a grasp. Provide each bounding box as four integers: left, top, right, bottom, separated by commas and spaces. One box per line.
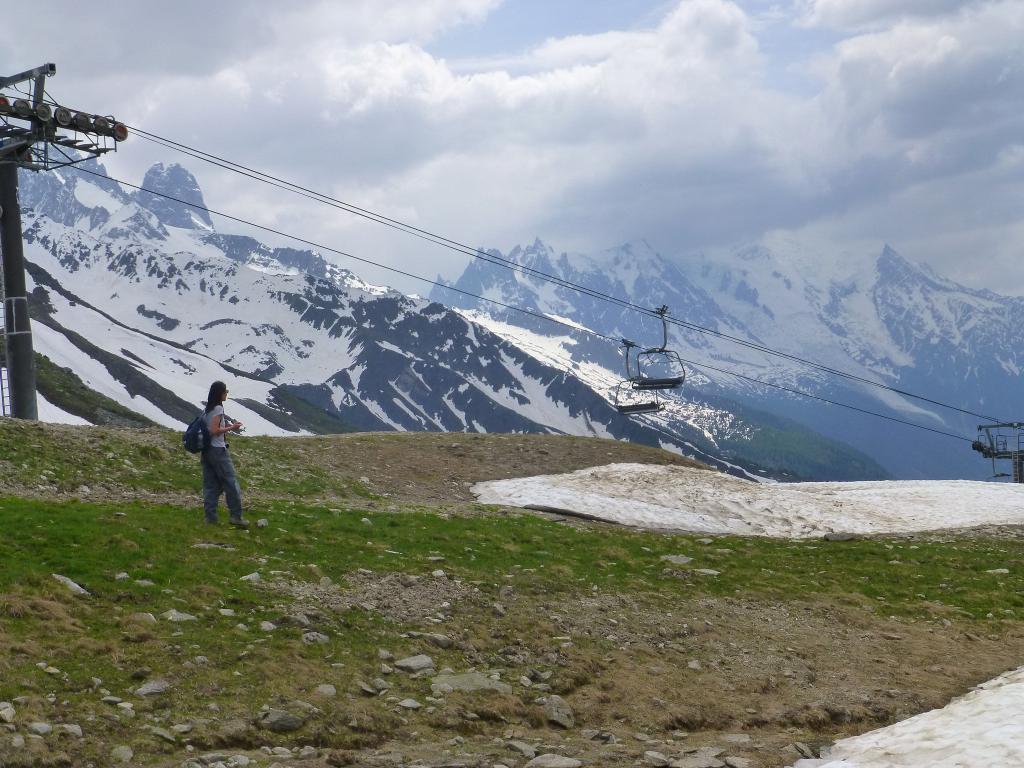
473, 463, 1024, 538
794, 665, 1024, 767
474, 462, 1024, 767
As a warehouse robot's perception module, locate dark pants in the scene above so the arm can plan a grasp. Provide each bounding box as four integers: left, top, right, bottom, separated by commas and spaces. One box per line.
201, 447, 243, 522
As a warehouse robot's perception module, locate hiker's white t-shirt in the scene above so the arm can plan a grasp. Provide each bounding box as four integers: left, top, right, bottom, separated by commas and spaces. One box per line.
204, 405, 227, 449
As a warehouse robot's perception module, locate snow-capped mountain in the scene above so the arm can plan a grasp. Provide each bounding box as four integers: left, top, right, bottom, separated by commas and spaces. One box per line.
14, 160, 882, 480
434, 235, 1023, 480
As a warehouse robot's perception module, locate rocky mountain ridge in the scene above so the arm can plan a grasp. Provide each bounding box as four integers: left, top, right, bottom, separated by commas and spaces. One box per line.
13, 161, 883, 480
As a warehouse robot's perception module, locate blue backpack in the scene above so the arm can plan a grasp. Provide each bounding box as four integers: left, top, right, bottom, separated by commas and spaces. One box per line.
183, 413, 212, 453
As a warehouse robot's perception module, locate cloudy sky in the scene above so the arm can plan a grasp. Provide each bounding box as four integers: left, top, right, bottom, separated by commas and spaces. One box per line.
3, 0, 1022, 294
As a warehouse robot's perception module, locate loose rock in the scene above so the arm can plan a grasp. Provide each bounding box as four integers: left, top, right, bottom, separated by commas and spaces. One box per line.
544, 695, 575, 729
136, 679, 171, 697
110, 745, 133, 764
525, 755, 583, 768
258, 709, 305, 733
395, 654, 435, 673
162, 609, 198, 622
52, 574, 89, 595
431, 672, 512, 695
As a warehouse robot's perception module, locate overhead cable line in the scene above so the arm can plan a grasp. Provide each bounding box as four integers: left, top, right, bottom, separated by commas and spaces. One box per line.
676, 356, 972, 443
108, 123, 1001, 424
67, 164, 975, 444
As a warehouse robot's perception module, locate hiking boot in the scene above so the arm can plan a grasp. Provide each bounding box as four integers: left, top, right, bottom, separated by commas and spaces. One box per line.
229, 517, 250, 529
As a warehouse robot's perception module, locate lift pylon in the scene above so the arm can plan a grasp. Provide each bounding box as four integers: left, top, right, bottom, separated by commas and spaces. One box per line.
0, 63, 127, 419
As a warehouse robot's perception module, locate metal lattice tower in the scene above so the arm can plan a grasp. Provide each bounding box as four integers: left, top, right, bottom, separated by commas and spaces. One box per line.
0, 63, 127, 419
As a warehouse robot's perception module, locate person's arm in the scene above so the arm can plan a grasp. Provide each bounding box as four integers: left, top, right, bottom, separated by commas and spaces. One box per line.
210, 413, 241, 436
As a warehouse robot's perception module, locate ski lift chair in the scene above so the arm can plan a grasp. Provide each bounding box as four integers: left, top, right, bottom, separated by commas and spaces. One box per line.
614, 339, 662, 415
972, 422, 1024, 481
634, 305, 686, 391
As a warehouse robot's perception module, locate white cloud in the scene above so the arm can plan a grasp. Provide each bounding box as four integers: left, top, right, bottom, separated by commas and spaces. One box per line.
799, 0, 985, 29
3, 0, 1021, 296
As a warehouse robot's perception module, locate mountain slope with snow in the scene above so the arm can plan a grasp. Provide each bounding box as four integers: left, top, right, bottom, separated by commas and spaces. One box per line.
13, 161, 884, 479
435, 234, 1020, 479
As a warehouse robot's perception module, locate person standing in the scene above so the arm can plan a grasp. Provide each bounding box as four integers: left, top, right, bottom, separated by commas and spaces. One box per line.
201, 381, 249, 527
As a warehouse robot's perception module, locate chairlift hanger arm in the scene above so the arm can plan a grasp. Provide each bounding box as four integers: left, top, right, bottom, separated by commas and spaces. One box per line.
0, 63, 55, 91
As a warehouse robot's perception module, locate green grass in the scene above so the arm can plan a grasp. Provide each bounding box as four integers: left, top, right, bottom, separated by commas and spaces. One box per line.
34, 352, 155, 427
3, 496, 1022, 628
0, 420, 375, 499
2, 489, 1023, 763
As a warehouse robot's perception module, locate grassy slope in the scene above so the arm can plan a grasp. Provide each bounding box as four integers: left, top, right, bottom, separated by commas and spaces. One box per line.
34, 353, 156, 428
1, 423, 1023, 766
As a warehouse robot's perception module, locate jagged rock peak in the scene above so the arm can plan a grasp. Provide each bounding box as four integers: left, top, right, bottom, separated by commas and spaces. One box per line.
135, 163, 213, 231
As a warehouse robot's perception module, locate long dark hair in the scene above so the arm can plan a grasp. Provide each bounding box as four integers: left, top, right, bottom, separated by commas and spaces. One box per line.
205, 381, 227, 413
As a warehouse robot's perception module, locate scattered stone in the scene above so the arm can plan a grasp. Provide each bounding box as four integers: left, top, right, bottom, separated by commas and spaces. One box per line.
258, 709, 305, 733
0, 705, 15, 723
694, 569, 720, 577
110, 745, 133, 763
136, 679, 171, 697
161, 609, 197, 622
240, 572, 261, 583
644, 751, 669, 767
216, 718, 250, 744
823, 532, 859, 541
55, 723, 82, 737
357, 681, 379, 697
987, 568, 1010, 574
257, 518, 269, 528
395, 654, 435, 673
147, 726, 176, 743
219, 608, 236, 616
172, 723, 193, 734
315, 684, 337, 697
660, 555, 692, 565
508, 740, 537, 759
544, 695, 575, 729
525, 755, 582, 768
687, 660, 702, 670
790, 742, 816, 759
302, 631, 330, 644
408, 631, 453, 649
724, 758, 753, 768
260, 621, 277, 632
51, 574, 88, 595
397, 698, 422, 710
28, 722, 52, 736
378, 648, 394, 661
431, 672, 512, 695
431, 569, 447, 578
115, 572, 129, 581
